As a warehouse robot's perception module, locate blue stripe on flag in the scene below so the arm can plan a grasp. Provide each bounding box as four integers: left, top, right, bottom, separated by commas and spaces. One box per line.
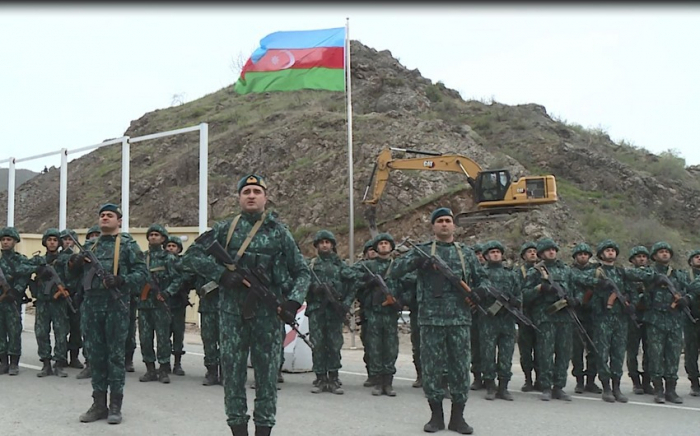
251, 27, 345, 63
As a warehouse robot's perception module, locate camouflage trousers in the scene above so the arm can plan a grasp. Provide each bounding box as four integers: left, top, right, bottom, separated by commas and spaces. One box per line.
358, 309, 370, 375
365, 311, 399, 376
646, 323, 683, 381
470, 312, 481, 376
478, 315, 515, 381
535, 322, 572, 389
421, 325, 470, 404
138, 308, 172, 364
592, 313, 627, 381
627, 319, 649, 378
410, 308, 421, 372
220, 311, 281, 428
200, 311, 220, 366
83, 305, 129, 394
683, 319, 700, 379
125, 296, 138, 355
67, 304, 82, 352
571, 311, 597, 378
34, 300, 69, 363
169, 305, 187, 356
517, 322, 538, 376
308, 309, 344, 374
0, 302, 21, 356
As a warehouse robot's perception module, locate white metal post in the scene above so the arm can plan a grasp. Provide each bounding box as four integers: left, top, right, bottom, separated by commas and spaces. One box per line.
7, 158, 15, 227
121, 137, 130, 232
59, 148, 68, 230
199, 122, 209, 234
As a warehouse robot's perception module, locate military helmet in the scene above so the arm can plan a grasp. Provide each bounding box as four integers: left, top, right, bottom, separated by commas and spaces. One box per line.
628, 246, 650, 262
86, 225, 101, 241
165, 235, 183, 253
596, 239, 620, 259
60, 228, 78, 242
363, 238, 375, 254
482, 240, 505, 256
472, 243, 483, 254
571, 243, 593, 259
520, 241, 537, 259
0, 227, 21, 243
147, 224, 169, 239
687, 249, 700, 266
41, 228, 61, 247
373, 232, 396, 251
313, 230, 336, 247
536, 238, 559, 256
650, 241, 674, 259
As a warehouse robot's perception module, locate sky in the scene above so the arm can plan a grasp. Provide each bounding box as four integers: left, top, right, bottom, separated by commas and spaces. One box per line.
1, 4, 699, 175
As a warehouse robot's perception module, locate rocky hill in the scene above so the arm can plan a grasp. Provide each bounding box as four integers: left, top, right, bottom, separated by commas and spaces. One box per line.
2, 41, 699, 267
0, 168, 39, 191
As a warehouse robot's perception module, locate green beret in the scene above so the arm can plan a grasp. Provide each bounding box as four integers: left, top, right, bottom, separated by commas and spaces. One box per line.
99, 203, 122, 218
628, 246, 649, 262
237, 174, 267, 193
572, 243, 593, 258
650, 241, 673, 259
520, 241, 537, 259
430, 207, 454, 224
42, 228, 61, 247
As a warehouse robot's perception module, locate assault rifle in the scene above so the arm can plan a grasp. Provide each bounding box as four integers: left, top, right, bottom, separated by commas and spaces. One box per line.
656, 274, 697, 324
482, 285, 540, 332
405, 239, 488, 315
140, 272, 171, 315
308, 265, 354, 332
0, 266, 15, 303
597, 269, 641, 329
68, 233, 128, 310
359, 263, 402, 311
194, 230, 314, 350
38, 264, 77, 314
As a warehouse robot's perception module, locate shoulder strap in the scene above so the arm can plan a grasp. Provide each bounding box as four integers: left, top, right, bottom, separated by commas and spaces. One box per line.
113, 235, 121, 275
384, 258, 394, 278
431, 241, 468, 279
595, 267, 603, 279
691, 269, 695, 282
666, 265, 673, 277
520, 265, 527, 279
310, 257, 317, 270
225, 215, 242, 249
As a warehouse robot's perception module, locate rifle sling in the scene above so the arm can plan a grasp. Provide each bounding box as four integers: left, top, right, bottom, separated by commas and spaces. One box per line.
224, 212, 267, 271
90, 235, 121, 275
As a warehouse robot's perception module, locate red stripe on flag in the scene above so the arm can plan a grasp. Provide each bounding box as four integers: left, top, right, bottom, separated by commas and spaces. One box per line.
241, 47, 343, 77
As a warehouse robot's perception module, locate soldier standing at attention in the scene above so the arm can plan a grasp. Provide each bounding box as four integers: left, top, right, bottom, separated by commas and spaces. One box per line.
165, 235, 189, 377
515, 241, 540, 392
626, 246, 653, 395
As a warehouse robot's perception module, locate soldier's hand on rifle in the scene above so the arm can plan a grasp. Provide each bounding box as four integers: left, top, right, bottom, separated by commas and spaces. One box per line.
219, 269, 242, 289
597, 278, 615, 291
472, 286, 487, 300
539, 281, 552, 293
676, 294, 690, 309
156, 293, 166, 303
278, 300, 301, 324
309, 283, 324, 296
35, 265, 52, 280
414, 257, 433, 270
103, 273, 125, 289
68, 253, 87, 270
654, 274, 672, 287
507, 294, 520, 307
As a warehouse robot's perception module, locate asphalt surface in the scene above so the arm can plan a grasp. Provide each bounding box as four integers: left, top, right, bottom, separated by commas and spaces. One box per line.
1, 314, 699, 436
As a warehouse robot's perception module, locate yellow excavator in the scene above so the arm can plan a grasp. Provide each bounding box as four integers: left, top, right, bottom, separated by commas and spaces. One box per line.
361, 147, 558, 235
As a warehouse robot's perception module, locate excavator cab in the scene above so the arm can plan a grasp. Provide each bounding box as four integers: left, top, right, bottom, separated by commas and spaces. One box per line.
474, 170, 510, 202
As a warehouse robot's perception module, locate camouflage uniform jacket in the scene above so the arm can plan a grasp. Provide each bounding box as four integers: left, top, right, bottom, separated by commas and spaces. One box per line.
523, 259, 580, 325
582, 263, 655, 318
0, 249, 35, 302
306, 252, 356, 316
686, 267, 700, 319
483, 261, 521, 318
28, 252, 65, 302
644, 262, 689, 331
139, 246, 182, 309
353, 257, 401, 315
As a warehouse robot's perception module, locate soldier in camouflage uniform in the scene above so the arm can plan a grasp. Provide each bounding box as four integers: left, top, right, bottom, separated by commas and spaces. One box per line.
185, 174, 309, 436
0, 227, 36, 376
402, 270, 421, 388
685, 249, 700, 397
476, 240, 520, 401
626, 246, 653, 395
358, 238, 377, 387
354, 232, 403, 397
31, 228, 71, 378
391, 207, 489, 434
75, 225, 102, 380
68, 203, 147, 424
569, 243, 602, 394
515, 241, 541, 392
138, 224, 181, 384
182, 239, 223, 386
306, 230, 356, 394
646, 241, 690, 404
165, 235, 190, 376
61, 229, 85, 370
469, 243, 485, 391
524, 238, 581, 402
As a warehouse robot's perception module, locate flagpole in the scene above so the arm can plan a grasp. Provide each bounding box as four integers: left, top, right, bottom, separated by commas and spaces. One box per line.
345, 17, 357, 349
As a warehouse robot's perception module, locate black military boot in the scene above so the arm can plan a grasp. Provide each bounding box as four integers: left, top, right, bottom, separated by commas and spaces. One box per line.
79, 391, 108, 422
601, 379, 615, 403
311, 374, 328, 394
612, 378, 628, 403
534, 378, 544, 392
363, 372, 375, 387
54, 360, 68, 378
8, 355, 19, 375
521, 370, 534, 392
383, 375, 397, 397
540, 386, 552, 401
76, 362, 91, 379
642, 372, 654, 395
653, 378, 665, 403
690, 377, 700, 397
413, 366, 423, 388
229, 424, 248, 436
203, 365, 219, 386
173, 354, 185, 376
139, 362, 158, 382
328, 371, 344, 395
0, 353, 8, 374
469, 372, 483, 391
423, 400, 445, 433
312, 372, 323, 387
124, 350, 135, 373
574, 375, 585, 394
159, 363, 171, 384
552, 386, 572, 401
255, 426, 272, 436
664, 378, 683, 404
107, 392, 123, 425
447, 402, 474, 434
277, 366, 284, 383
69, 349, 84, 369
631, 373, 644, 395
371, 375, 384, 396
37, 359, 54, 378
484, 379, 497, 401
584, 375, 602, 394
496, 378, 513, 401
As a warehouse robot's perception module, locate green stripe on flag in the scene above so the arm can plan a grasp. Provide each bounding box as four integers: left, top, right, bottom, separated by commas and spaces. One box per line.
234, 67, 344, 94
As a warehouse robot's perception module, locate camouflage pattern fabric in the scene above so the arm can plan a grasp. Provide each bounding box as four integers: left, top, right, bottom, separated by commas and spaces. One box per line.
0, 249, 35, 356
570, 262, 598, 379
515, 263, 538, 377
685, 271, 700, 378
30, 252, 70, 363
626, 267, 651, 379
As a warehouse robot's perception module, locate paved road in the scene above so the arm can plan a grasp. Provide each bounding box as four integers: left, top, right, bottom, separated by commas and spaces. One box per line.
2, 315, 699, 436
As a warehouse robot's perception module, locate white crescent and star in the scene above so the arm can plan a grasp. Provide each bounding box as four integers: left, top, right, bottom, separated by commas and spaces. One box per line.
270, 50, 296, 70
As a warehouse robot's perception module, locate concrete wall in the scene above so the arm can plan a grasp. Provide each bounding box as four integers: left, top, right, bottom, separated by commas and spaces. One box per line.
17, 227, 203, 325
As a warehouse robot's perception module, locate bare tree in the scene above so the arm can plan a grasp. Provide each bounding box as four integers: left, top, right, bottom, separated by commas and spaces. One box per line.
171, 93, 186, 106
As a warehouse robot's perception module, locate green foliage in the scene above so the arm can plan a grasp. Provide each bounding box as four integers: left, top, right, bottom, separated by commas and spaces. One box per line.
425, 84, 442, 103
648, 148, 687, 180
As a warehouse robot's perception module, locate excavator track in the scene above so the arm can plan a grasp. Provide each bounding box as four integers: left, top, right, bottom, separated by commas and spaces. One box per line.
454, 206, 538, 227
